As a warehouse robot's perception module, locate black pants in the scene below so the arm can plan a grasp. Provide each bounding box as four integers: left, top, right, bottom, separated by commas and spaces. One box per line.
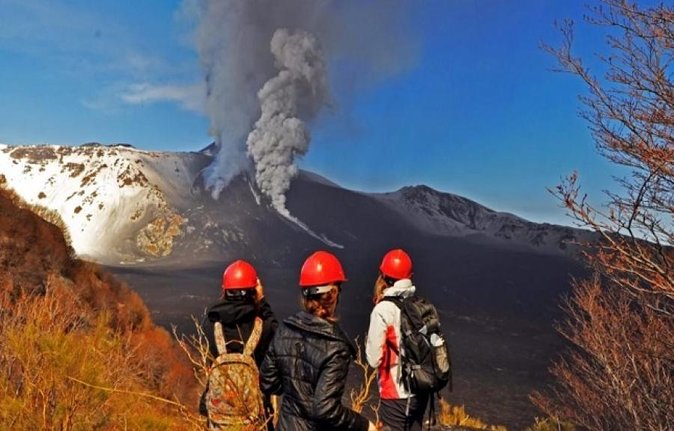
380, 394, 429, 431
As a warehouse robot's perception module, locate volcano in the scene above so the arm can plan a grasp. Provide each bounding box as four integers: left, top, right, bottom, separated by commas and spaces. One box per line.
0, 143, 589, 428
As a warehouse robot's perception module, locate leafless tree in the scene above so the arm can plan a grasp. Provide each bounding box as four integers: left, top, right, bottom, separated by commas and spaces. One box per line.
532, 1, 674, 429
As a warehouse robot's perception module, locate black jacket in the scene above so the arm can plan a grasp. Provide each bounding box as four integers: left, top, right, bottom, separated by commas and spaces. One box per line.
260, 311, 369, 431
205, 296, 277, 366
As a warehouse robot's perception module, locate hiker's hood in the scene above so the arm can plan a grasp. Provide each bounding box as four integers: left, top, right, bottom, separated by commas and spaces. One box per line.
207, 299, 256, 323
284, 311, 356, 356
382, 278, 416, 298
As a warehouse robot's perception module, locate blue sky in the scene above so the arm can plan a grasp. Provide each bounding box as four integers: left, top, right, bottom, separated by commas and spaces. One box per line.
0, 0, 623, 225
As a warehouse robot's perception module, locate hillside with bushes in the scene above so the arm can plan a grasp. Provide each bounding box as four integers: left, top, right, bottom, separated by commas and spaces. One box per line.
0, 182, 200, 430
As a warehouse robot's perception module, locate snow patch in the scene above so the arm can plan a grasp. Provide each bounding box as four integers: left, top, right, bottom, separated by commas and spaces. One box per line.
280, 212, 343, 249
247, 176, 261, 206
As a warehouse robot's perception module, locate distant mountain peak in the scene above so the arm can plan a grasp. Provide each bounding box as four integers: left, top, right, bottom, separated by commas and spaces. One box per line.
399, 184, 438, 193
197, 142, 219, 156
372, 182, 580, 254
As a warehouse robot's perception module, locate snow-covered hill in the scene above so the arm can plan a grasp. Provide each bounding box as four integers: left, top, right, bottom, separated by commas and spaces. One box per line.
0, 144, 199, 260
373, 185, 578, 254
0, 143, 582, 263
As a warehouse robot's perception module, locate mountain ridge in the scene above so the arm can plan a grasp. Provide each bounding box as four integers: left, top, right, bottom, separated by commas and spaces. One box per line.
0, 143, 582, 264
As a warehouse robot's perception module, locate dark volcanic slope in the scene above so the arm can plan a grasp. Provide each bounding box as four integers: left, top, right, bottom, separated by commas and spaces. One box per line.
286, 172, 585, 321
110, 171, 587, 430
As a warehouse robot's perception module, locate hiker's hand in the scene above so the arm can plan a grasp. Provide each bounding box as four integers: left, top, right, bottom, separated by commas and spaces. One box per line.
255, 278, 265, 302
367, 422, 377, 431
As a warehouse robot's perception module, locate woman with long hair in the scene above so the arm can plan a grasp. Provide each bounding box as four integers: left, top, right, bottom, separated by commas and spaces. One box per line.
260, 251, 378, 431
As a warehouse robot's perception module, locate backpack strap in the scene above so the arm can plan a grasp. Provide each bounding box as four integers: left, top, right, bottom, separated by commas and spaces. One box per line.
214, 318, 263, 356
381, 295, 404, 308
382, 295, 414, 336
243, 317, 263, 356
381, 296, 408, 357
214, 321, 227, 355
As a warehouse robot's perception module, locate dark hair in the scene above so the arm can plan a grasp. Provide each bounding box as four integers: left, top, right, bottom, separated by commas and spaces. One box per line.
302, 286, 339, 322
223, 289, 256, 303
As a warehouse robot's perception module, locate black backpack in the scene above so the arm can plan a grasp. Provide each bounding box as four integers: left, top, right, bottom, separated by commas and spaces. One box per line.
384, 295, 452, 394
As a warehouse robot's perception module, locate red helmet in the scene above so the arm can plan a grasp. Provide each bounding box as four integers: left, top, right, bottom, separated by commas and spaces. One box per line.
379, 249, 413, 280
299, 251, 347, 287
222, 260, 257, 290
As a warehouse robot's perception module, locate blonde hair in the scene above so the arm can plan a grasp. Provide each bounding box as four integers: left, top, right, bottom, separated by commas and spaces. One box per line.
302, 285, 339, 322
373, 273, 389, 304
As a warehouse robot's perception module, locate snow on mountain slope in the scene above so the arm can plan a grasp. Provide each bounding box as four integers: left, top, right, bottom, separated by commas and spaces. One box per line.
0, 143, 582, 263
0, 144, 191, 260
373, 185, 579, 254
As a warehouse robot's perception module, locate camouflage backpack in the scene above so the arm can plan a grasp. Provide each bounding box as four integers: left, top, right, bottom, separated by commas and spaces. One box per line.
206, 317, 266, 431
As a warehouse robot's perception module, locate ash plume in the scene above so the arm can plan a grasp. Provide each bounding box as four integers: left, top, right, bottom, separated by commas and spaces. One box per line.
247, 29, 328, 217
185, 0, 417, 201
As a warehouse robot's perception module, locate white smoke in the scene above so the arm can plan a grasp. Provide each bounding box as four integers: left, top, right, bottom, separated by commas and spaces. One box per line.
189, 0, 276, 198
246, 29, 328, 217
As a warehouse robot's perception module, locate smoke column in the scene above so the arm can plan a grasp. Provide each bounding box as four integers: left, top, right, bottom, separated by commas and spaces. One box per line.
187, 0, 417, 201
247, 29, 328, 217
191, 0, 281, 198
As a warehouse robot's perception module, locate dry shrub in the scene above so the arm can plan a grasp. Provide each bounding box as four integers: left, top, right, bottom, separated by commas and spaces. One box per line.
174, 316, 213, 389
349, 336, 378, 417
532, 278, 674, 430
525, 417, 575, 431
0, 184, 202, 429
436, 399, 507, 430
0, 187, 72, 295
133, 326, 196, 398
64, 260, 152, 331
0, 281, 199, 430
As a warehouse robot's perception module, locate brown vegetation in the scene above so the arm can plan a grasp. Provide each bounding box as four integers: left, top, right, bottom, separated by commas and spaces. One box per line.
80, 163, 108, 187
349, 337, 378, 417
533, 1, 674, 429
9, 145, 58, 161
117, 165, 149, 188
64, 162, 85, 177
0, 185, 201, 429
436, 399, 506, 431
525, 417, 575, 431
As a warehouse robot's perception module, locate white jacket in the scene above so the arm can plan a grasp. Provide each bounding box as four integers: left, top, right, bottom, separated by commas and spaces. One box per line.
365, 279, 415, 400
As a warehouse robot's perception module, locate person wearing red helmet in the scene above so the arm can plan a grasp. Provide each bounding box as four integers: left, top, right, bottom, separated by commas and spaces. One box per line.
260, 251, 379, 431
200, 259, 278, 430
366, 249, 429, 431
